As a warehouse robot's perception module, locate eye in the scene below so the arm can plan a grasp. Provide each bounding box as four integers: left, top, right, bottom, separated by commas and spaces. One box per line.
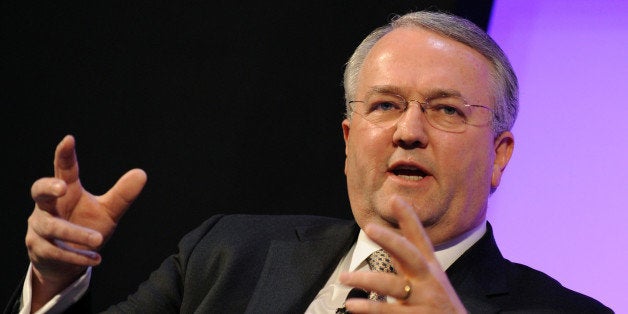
437, 105, 462, 116
427, 99, 468, 119
370, 101, 402, 113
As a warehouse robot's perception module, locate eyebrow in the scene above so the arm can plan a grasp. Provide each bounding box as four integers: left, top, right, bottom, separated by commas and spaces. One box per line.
366, 85, 464, 100
367, 85, 404, 97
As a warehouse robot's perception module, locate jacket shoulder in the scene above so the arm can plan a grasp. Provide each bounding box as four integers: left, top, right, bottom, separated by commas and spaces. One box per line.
502, 261, 613, 313
449, 223, 613, 313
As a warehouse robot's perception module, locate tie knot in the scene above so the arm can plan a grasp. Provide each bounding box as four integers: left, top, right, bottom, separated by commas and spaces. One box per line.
367, 249, 395, 273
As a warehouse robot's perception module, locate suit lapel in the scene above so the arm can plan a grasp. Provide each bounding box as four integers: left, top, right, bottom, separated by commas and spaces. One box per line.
446, 222, 510, 313
245, 219, 359, 313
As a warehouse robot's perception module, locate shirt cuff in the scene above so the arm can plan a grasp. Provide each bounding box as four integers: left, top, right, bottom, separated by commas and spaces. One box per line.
20, 263, 92, 314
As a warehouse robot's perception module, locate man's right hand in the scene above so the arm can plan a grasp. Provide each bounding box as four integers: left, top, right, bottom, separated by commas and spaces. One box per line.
25, 135, 147, 312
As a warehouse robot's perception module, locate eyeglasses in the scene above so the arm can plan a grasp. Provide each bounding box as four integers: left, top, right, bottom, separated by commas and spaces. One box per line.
348, 92, 494, 133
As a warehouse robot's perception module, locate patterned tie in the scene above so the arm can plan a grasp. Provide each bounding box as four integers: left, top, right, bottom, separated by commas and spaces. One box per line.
366, 249, 396, 301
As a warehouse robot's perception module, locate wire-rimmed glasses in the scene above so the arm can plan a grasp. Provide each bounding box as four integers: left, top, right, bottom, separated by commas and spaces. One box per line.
348, 91, 493, 133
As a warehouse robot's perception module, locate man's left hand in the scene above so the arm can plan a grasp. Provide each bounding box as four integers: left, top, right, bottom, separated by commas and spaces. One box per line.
339, 196, 467, 313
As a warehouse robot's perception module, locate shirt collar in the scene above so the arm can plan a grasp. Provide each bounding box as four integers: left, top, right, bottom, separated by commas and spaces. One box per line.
349, 220, 487, 271
349, 230, 381, 271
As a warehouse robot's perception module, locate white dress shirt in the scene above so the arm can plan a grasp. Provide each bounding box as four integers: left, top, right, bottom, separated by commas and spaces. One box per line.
20, 264, 92, 314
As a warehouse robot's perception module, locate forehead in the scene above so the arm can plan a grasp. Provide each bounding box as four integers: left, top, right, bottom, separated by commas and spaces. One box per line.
358, 27, 493, 104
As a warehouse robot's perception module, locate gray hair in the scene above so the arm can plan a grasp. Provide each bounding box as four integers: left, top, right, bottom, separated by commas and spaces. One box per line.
343, 11, 518, 134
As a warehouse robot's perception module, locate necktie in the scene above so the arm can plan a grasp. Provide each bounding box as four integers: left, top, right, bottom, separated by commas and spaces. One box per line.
335, 288, 369, 314
366, 249, 396, 301
335, 249, 395, 313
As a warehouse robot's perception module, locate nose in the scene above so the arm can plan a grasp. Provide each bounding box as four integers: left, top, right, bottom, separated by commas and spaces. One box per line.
392, 101, 428, 149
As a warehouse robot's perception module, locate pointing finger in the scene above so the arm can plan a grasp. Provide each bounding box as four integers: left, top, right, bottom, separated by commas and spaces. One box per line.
54, 135, 80, 184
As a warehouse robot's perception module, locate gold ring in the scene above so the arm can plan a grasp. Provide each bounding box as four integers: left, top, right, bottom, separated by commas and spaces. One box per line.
401, 280, 412, 300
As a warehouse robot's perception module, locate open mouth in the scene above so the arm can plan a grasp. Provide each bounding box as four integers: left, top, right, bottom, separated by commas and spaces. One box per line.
390, 164, 428, 181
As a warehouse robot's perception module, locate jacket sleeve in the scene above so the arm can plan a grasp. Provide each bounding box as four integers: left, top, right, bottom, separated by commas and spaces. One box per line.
100, 215, 226, 313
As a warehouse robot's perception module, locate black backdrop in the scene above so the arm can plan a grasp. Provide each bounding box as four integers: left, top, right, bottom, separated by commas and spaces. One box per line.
2, 1, 493, 310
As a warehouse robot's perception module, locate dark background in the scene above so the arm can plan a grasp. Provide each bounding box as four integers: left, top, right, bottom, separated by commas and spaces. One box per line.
2, 1, 493, 310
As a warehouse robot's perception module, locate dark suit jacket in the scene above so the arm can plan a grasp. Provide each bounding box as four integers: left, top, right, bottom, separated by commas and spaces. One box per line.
5, 214, 612, 313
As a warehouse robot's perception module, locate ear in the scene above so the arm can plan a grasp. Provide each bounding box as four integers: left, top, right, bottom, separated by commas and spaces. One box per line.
342, 118, 351, 146
342, 119, 351, 174
491, 131, 515, 190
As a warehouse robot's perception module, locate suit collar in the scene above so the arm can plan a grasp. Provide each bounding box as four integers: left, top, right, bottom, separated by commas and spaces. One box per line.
245, 218, 359, 313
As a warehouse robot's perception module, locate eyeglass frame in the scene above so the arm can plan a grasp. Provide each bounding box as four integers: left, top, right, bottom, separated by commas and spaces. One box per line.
347, 91, 495, 133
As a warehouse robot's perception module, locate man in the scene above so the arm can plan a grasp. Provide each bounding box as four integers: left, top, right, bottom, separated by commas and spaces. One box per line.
7, 10, 611, 313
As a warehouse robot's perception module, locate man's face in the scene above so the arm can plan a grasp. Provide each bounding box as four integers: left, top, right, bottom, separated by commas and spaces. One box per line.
343, 27, 514, 245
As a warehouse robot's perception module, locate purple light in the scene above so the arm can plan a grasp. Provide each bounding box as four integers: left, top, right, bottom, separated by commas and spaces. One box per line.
488, 0, 628, 311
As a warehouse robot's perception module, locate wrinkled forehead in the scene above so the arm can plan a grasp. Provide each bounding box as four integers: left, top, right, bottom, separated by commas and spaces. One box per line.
357, 27, 495, 107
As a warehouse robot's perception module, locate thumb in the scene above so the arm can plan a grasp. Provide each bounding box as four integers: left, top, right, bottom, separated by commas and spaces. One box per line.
101, 168, 148, 221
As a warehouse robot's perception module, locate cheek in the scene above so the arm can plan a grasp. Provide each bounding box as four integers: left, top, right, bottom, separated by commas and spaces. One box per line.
437, 133, 494, 184
346, 127, 392, 175
467, 151, 494, 186
349, 125, 389, 155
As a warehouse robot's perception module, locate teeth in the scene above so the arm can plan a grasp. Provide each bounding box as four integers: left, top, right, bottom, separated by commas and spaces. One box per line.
398, 174, 424, 181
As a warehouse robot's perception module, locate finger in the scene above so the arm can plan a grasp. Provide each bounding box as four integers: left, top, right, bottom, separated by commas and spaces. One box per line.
390, 196, 435, 257
28, 231, 102, 266
344, 298, 407, 314
101, 168, 147, 220
31, 177, 67, 213
52, 239, 99, 259
363, 223, 428, 277
53, 135, 80, 184
340, 271, 411, 301
343, 298, 378, 314
29, 210, 103, 249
